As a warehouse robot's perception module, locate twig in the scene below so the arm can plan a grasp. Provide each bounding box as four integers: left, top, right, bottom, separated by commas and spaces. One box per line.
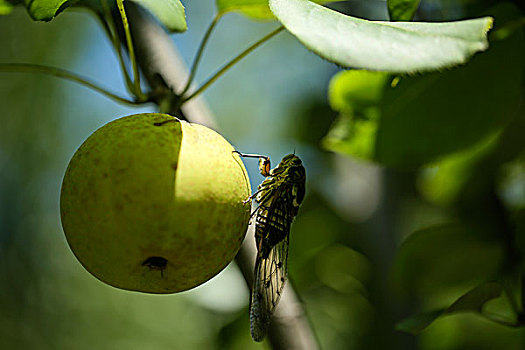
0, 63, 143, 106
100, 0, 135, 95
180, 26, 284, 104
180, 13, 222, 96
116, 0, 144, 99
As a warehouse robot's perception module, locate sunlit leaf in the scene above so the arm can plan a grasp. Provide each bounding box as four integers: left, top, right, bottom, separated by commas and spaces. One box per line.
129, 0, 186, 32
269, 0, 492, 72
22, 0, 76, 21
328, 70, 388, 113
388, 0, 420, 21
323, 111, 378, 160
17, 0, 186, 31
323, 70, 387, 160
0, 0, 16, 15
397, 282, 504, 334
216, 0, 337, 20
216, 0, 274, 19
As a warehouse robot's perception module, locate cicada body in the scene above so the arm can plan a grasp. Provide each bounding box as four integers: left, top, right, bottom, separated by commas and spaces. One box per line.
236, 152, 306, 342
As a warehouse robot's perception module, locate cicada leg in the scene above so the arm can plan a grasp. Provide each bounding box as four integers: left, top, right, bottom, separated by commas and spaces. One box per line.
232, 150, 271, 177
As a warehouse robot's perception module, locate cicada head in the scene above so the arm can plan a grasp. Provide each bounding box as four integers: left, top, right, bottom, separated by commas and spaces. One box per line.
258, 156, 271, 177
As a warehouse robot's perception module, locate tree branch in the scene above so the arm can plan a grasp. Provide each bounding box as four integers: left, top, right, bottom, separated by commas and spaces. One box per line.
122, 3, 318, 349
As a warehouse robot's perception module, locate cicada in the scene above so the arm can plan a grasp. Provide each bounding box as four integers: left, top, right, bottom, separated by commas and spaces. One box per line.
234, 151, 306, 342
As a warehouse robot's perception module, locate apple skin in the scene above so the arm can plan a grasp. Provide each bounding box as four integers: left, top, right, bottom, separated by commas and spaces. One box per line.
60, 113, 251, 293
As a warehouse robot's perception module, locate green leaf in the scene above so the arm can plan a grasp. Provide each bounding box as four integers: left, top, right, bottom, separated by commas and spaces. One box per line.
216, 0, 274, 20
396, 310, 445, 334
447, 282, 503, 313
129, 0, 186, 32
323, 112, 378, 160
397, 282, 503, 334
0, 0, 16, 15
22, 0, 77, 21
392, 223, 503, 297
388, 0, 420, 21
269, 0, 492, 73
328, 70, 388, 112
419, 132, 500, 206
216, 0, 338, 21
18, 0, 186, 30
323, 70, 388, 160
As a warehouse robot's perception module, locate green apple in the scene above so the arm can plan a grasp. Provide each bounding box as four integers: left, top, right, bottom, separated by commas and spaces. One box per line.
60, 113, 251, 293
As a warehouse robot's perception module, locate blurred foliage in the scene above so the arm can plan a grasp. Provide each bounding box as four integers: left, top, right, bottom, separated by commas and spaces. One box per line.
325, 3, 524, 167
2, 0, 525, 350
0, 0, 14, 15
388, 0, 421, 21
322, 1, 525, 348
214, 0, 342, 20
392, 224, 504, 298
376, 7, 523, 167
396, 282, 504, 334
323, 70, 387, 160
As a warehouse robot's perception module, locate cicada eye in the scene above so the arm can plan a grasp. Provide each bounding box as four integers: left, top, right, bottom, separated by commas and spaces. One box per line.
259, 157, 271, 177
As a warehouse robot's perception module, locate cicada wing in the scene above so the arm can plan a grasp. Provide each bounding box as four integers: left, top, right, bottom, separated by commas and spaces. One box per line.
249, 235, 289, 342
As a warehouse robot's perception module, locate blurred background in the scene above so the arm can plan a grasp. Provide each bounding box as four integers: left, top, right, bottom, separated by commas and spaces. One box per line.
1, 0, 525, 349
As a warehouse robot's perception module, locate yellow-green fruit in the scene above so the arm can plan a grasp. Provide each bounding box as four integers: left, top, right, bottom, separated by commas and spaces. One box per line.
60, 113, 251, 293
